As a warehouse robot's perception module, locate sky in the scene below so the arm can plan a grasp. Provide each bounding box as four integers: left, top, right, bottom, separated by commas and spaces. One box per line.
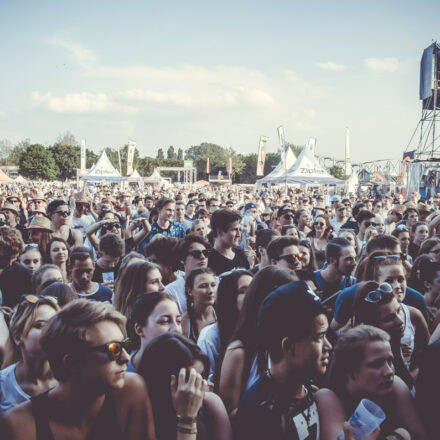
0, 0, 439, 164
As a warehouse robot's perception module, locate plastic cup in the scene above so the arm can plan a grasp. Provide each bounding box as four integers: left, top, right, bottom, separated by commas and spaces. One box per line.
337, 399, 386, 440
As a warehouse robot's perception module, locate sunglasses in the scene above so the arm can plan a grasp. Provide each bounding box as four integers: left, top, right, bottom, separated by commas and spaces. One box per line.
55, 210, 71, 217
187, 249, 209, 259
396, 224, 408, 231
372, 254, 402, 262
278, 253, 303, 263
283, 214, 293, 220
364, 283, 393, 303
20, 294, 58, 305
102, 223, 121, 231
314, 222, 325, 227
363, 221, 377, 227
88, 338, 133, 362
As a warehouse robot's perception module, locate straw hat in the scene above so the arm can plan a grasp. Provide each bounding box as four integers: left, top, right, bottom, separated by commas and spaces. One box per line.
1, 203, 19, 215
31, 192, 46, 202
27, 216, 53, 232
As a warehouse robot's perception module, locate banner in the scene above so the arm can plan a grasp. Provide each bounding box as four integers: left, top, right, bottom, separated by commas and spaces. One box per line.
277, 126, 285, 154
228, 157, 233, 175
80, 139, 86, 173
126, 141, 136, 175
206, 157, 210, 174
307, 137, 317, 154
256, 136, 268, 176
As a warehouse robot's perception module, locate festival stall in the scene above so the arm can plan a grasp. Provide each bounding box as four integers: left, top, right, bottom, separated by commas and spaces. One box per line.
255, 147, 297, 186
271, 146, 344, 185
144, 169, 169, 188
81, 151, 126, 182
0, 169, 14, 183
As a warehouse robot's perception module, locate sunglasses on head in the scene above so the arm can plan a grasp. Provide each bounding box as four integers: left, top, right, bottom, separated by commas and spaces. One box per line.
187, 249, 209, 259
87, 338, 133, 362
20, 294, 58, 305
364, 283, 393, 303
55, 210, 71, 217
396, 224, 408, 231
278, 253, 303, 263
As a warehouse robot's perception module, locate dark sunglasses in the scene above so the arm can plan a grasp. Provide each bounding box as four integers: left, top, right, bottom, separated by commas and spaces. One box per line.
364, 283, 393, 303
187, 249, 209, 259
102, 223, 121, 231
283, 214, 293, 220
363, 221, 377, 227
55, 210, 71, 217
278, 253, 303, 263
314, 221, 325, 227
88, 338, 132, 362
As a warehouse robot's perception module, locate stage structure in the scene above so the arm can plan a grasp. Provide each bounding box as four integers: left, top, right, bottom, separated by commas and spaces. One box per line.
404, 42, 440, 197
155, 160, 197, 185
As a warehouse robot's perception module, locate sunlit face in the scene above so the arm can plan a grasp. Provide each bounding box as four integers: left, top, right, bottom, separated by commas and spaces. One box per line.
275, 244, 302, 270
428, 244, 440, 263
159, 202, 175, 223
18, 249, 42, 274
376, 264, 406, 303
313, 216, 326, 233
406, 212, 418, 227
49, 241, 68, 266
188, 273, 217, 307
374, 216, 385, 235
71, 258, 94, 291
236, 274, 252, 312
145, 268, 165, 293
20, 304, 57, 358
183, 242, 208, 274
335, 246, 356, 276
299, 245, 311, 268
377, 298, 405, 338
217, 220, 241, 248
40, 268, 63, 287
339, 231, 355, 248
398, 232, 410, 253
137, 299, 182, 343
349, 341, 394, 397
51, 204, 71, 226
285, 226, 299, 239
175, 205, 185, 220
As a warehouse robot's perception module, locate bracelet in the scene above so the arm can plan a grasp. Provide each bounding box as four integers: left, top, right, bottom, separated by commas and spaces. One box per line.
176, 415, 197, 425
176, 424, 197, 435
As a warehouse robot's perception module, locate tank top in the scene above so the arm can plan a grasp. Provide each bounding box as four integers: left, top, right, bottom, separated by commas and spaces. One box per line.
401, 303, 415, 368
67, 229, 75, 247
31, 390, 124, 440
0, 363, 30, 414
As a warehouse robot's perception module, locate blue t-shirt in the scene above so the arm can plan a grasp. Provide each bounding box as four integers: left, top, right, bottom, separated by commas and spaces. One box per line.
74, 283, 113, 303
313, 270, 357, 301
333, 284, 428, 325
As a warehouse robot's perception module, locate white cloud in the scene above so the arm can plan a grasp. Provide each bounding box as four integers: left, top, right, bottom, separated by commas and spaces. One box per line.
46, 37, 96, 69
30, 91, 129, 114
363, 57, 399, 72
316, 61, 348, 71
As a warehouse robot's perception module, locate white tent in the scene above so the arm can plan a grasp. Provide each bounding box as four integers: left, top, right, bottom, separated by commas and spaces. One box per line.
82, 151, 125, 182
127, 169, 143, 183
144, 169, 168, 187
346, 171, 359, 194
14, 175, 28, 183
272, 146, 344, 185
256, 147, 297, 185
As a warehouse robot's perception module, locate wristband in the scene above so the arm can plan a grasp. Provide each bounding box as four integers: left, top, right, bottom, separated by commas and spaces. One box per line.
176, 415, 197, 425
176, 424, 197, 435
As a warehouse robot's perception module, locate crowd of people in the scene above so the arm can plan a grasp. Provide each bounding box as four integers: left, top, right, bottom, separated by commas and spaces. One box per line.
0, 181, 439, 439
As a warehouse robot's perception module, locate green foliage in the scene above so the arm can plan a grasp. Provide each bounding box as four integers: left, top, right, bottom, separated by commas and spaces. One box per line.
19, 144, 57, 180
86, 149, 98, 168
177, 148, 183, 160
105, 148, 121, 172
49, 144, 80, 180
329, 165, 346, 180
157, 148, 164, 159
167, 146, 176, 159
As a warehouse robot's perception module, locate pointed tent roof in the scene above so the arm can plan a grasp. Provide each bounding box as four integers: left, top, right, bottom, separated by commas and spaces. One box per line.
127, 169, 143, 182
0, 169, 14, 183
82, 151, 125, 182
144, 169, 165, 183
14, 175, 28, 183
272, 146, 344, 185
256, 147, 297, 184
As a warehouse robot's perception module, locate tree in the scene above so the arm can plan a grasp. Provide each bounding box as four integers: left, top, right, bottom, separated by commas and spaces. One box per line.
0, 139, 13, 165
285, 142, 303, 158
119, 144, 140, 175
49, 144, 80, 180
105, 148, 121, 171
329, 165, 346, 180
19, 144, 57, 180
86, 149, 98, 169
157, 148, 164, 159
167, 146, 176, 160
56, 131, 78, 147
177, 148, 183, 160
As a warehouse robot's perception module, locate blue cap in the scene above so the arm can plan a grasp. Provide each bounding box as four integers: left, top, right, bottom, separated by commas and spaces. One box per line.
244, 203, 257, 212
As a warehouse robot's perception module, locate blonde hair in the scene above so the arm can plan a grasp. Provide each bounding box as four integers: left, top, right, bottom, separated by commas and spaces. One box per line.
41, 299, 125, 382
2, 297, 60, 368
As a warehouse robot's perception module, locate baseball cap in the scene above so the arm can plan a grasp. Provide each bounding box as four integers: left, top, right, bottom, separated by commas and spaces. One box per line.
244, 203, 257, 212
258, 281, 323, 350
277, 205, 293, 217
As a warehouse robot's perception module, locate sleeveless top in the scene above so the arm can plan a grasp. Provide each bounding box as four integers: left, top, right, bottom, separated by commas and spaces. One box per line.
31, 390, 124, 440
0, 363, 30, 414
401, 303, 416, 368
189, 309, 217, 342
66, 229, 75, 247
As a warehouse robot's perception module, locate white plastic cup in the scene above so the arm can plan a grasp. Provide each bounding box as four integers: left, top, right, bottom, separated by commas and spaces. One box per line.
337, 399, 386, 440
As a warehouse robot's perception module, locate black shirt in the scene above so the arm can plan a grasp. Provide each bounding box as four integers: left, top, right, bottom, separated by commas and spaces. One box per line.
0, 262, 32, 308
234, 372, 320, 440
207, 247, 250, 275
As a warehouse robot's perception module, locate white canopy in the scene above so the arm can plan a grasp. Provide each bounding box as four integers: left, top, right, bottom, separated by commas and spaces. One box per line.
346, 171, 359, 194
144, 169, 167, 185
14, 175, 28, 183
256, 147, 297, 184
272, 146, 344, 185
82, 151, 125, 182
127, 169, 143, 182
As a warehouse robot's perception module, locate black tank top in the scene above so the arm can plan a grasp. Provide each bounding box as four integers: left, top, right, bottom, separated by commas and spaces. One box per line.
31, 391, 124, 440
67, 229, 75, 247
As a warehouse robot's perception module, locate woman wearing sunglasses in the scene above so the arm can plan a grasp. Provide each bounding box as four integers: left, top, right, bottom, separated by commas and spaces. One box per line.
0, 295, 59, 414
308, 214, 334, 269
45, 237, 70, 282
316, 325, 428, 440
138, 332, 231, 440
47, 199, 82, 248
